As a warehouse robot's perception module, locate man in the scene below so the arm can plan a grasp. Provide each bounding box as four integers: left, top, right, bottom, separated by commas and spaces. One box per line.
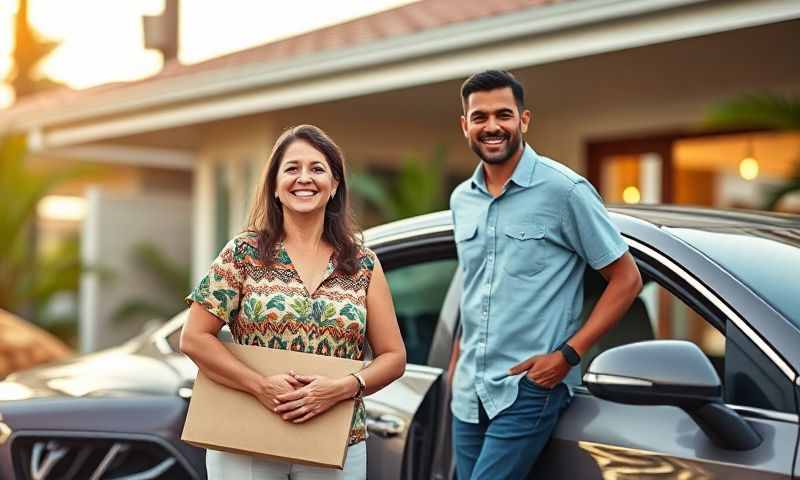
448, 70, 642, 479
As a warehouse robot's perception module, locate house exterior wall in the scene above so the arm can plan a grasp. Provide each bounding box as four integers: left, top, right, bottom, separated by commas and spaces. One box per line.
80, 189, 191, 352
185, 20, 800, 279
191, 117, 281, 279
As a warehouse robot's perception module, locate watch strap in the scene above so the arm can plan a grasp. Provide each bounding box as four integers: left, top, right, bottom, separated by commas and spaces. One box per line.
559, 342, 581, 367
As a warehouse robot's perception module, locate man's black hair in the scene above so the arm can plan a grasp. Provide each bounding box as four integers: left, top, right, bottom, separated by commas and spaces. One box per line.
460, 70, 524, 112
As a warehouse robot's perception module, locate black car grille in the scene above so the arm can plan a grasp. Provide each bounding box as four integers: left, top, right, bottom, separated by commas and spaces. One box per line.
12, 435, 195, 480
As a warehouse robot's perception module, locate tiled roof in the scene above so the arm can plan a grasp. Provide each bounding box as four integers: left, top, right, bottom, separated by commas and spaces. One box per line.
4, 0, 563, 116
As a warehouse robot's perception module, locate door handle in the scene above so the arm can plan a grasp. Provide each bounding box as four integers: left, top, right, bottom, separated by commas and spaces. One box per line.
366, 414, 405, 438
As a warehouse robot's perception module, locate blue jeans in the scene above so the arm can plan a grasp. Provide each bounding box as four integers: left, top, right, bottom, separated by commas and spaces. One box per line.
452, 378, 571, 480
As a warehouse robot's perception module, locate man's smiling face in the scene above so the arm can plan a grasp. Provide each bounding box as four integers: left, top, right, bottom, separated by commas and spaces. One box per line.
461, 87, 530, 165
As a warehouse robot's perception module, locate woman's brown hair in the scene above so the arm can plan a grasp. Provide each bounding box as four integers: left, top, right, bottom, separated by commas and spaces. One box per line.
247, 125, 361, 274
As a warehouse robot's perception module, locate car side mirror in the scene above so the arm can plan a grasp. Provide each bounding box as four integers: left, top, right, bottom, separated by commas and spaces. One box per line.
584, 340, 761, 451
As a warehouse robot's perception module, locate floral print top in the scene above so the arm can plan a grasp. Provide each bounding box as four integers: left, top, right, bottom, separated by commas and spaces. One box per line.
186, 231, 376, 445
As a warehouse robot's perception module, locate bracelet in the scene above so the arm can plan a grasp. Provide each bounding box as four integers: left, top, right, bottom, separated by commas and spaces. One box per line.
349, 372, 366, 399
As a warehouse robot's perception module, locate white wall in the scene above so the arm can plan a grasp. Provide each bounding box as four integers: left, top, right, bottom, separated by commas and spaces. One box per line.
191, 117, 280, 280
80, 188, 191, 352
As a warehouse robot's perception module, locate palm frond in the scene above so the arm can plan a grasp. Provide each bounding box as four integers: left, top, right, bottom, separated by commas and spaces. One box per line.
348, 170, 398, 219
393, 149, 446, 218
110, 242, 190, 325
0, 135, 96, 315
129, 243, 191, 298
112, 300, 177, 324
349, 145, 448, 223
706, 94, 800, 130
765, 178, 800, 210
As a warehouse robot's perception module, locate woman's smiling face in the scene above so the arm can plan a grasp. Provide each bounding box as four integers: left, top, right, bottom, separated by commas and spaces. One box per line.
275, 140, 339, 215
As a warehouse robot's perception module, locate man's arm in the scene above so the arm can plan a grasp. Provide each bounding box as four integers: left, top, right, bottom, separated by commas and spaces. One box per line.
509, 252, 641, 388
566, 251, 642, 357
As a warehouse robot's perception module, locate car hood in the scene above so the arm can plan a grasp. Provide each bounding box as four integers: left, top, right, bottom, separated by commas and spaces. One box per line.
0, 344, 187, 401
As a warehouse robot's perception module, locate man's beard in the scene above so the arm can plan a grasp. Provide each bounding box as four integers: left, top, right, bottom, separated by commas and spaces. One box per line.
470, 128, 523, 165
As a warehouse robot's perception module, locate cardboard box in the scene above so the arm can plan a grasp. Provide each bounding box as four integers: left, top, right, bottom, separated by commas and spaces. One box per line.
181, 343, 365, 469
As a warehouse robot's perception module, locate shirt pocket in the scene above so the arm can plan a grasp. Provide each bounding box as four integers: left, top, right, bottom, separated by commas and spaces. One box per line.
454, 222, 481, 274
503, 223, 547, 278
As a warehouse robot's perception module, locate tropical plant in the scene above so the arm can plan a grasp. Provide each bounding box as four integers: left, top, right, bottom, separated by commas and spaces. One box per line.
706, 94, 800, 130
349, 145, 449, 224
0, 135, 101, 349
706, 93, 800, 210
8, 0, 61, 99
112, 242, 191, 324
0, 135, 91, 315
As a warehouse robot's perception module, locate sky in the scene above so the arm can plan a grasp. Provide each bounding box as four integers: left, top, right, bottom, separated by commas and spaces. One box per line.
0, 0, 417, 107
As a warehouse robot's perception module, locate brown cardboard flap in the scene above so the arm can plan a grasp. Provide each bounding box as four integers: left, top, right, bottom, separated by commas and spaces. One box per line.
181, 343, 364, 469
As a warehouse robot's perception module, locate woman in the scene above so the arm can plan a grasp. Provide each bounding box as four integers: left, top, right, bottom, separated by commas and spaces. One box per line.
180, 125, 406, 479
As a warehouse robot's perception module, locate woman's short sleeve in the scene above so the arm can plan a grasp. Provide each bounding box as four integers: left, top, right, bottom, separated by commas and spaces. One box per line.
361, 247, 378, 292
185, 235, 248, 324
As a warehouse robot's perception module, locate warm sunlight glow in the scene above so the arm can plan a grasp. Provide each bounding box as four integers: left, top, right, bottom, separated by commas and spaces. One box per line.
739, 157, 759, 181
0, 0, 418, 94
0, 56, 12, 78
38, 195, 87, 221
622, 186, 641, 204
179, 0, 418, 64
0, 84, 13, 108
0, 382, 34, 401
30, 0, 164, 89
0, 5, 13, 91
0, 10, 13, 56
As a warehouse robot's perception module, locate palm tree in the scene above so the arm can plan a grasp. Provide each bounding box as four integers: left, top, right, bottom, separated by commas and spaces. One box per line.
706, 94, 800, 210
112, 242, 191, 324
349, 145, 449, 224
8, 0, 61, 99
0, 135, 94, 342
706, 94, 800, 130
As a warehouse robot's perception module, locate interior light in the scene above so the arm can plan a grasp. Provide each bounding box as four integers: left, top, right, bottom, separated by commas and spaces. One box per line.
622, 186, 641, 204
37, 195, 87, 221
739, 157, 759, 181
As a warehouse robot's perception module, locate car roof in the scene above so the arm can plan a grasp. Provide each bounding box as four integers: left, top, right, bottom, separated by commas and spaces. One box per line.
607, 205, 800, 229
363, 205, 800, 244
363, 211, 453, 245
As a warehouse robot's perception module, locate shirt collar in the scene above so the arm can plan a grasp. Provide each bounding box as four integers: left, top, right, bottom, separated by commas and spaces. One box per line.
509, 144, 539, 188
469, 143, 539, 192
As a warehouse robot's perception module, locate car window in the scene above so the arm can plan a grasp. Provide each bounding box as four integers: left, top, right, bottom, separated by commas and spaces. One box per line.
581, 264, 794, 413
581, 271, 725, 378
385, 258, 459, 366
667, 227, 800, 328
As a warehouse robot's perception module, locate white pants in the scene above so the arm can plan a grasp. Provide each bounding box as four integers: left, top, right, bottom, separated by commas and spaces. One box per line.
205, 442, 367, 480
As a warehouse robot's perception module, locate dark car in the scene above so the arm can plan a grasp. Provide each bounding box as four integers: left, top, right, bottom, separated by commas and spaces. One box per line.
1, 206, 798, 479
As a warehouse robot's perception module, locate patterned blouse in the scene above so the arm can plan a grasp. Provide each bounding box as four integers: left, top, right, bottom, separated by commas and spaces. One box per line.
186, 231, 376, 445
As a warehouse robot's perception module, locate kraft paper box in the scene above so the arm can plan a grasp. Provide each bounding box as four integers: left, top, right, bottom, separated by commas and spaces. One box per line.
181, 343, 364, 469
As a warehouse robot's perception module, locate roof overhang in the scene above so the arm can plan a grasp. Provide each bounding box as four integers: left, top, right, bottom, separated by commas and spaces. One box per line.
8, 0, 800, 150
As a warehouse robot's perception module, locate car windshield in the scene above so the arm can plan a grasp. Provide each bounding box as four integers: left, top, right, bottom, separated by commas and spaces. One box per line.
667, 226, 800, 329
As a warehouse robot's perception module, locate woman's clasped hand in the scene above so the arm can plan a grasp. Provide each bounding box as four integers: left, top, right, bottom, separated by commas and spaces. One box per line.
249, 373, 303, 410
272, 371, 358, 423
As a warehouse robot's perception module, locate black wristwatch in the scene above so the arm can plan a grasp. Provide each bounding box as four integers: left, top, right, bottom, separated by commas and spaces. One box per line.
558, 341, 581, 367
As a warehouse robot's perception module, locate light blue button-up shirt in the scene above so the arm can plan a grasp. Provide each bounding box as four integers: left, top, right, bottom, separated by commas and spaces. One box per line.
450, 144, 628, 423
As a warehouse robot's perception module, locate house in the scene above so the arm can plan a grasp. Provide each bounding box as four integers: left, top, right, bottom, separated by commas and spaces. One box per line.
1, 0, 798, 349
